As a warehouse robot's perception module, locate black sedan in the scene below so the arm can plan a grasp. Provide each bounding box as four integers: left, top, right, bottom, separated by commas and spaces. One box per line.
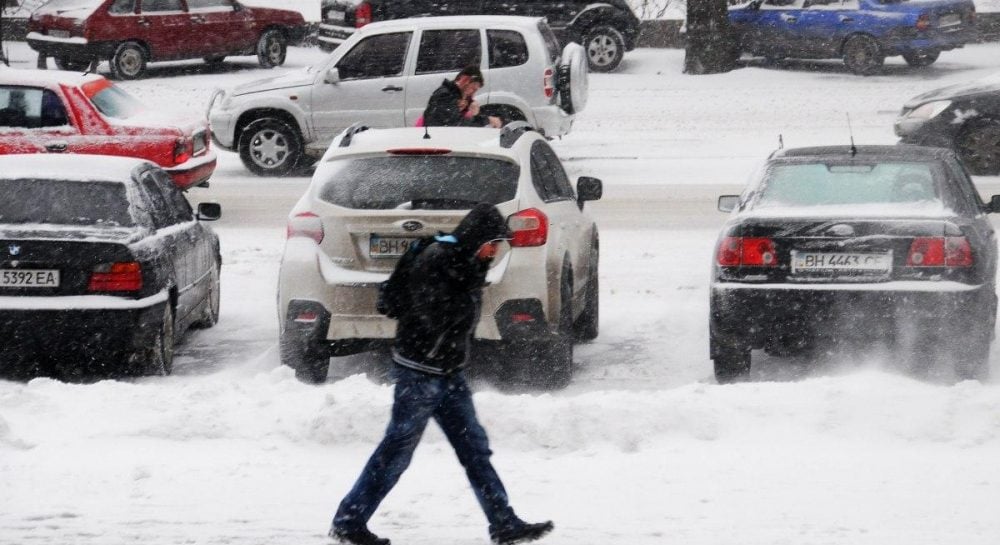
0, 155, 221, 380
895, 76, 1000, 175
711, 145, 998, 383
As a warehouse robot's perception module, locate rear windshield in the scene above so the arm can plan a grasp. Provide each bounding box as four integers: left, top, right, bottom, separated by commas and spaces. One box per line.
754, 162, 946, 211
87, 84, 145, 120
538, 21, 560, 64
318, 155, 520, 210
0, 179, 133, 227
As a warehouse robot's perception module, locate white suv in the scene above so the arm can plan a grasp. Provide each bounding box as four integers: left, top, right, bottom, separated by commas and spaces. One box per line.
277, 124, 602, 388
208, 16, 588, 176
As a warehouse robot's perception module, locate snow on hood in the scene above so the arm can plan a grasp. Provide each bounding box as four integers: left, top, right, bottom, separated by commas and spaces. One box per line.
905, 73, 1000, 107
231, 69, 315, 97
0, 224, 143, 243
105, 108, 205, 134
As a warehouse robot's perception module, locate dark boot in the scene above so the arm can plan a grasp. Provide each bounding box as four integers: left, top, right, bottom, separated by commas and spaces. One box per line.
329, 526, 391, 545
490, 520, 554, 545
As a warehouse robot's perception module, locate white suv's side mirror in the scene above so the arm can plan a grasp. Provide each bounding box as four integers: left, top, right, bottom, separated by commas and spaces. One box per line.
325, 67, 340, 84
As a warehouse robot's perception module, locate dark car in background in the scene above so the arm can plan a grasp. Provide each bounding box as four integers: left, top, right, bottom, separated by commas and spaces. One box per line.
26, 0, 308, 79
0, 155, 222, 380
728, 0, 977, 75
317, 0, 640, 72
895, 75, 1000, 175
710, 145, 997, 383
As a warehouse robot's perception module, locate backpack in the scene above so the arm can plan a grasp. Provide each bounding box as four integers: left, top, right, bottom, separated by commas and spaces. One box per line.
376, 235, 436, 318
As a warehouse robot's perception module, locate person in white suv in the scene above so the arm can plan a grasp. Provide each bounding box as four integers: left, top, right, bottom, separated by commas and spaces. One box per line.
422, 65, 502, 128
330, 204, 554, 545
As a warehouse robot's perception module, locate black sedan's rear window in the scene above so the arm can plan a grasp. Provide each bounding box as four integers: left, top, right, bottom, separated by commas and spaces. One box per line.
756, 162, 946, 211
319, 155, 520, 210
0, 179, 133, 227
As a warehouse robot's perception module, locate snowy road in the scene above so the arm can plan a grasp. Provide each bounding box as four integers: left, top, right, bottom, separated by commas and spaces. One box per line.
2, 42, 1000, 545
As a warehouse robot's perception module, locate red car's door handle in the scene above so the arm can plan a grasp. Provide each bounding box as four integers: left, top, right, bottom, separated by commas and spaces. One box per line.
191, 16, 205, 23
45, 142, 68, 153
137, 18, 151, 27
382, 85, 403, 92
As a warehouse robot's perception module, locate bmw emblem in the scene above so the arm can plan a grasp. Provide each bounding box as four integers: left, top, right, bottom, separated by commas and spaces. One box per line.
402, 220, 423, 232
8, 245, 20, 256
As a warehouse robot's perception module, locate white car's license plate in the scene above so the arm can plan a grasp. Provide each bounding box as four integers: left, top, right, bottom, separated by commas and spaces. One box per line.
939, 14, 961, 27
791, 252, 892, 274
49, 30, 70, 38
369, 236, 419, 258
0, 269, 60, 287
325, 9, 346, 21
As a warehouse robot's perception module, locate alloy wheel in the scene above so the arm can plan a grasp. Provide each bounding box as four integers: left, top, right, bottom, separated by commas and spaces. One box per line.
250, 129, 291, 169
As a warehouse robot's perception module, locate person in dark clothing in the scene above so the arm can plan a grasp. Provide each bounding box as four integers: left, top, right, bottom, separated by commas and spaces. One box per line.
330, 204, 554, 545
422, 65, 503, 128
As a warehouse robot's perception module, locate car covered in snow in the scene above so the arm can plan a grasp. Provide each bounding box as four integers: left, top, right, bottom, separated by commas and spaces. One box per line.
728, 0, 977, 75
277, 124, 602, 388
0, 68, 216, 190
710, 145, 998, 383
26, 0, 307, 80
894, 74, 1000, 175
317, 0, 641, 72
0, 155, 222, 380
208, 16, 588, 176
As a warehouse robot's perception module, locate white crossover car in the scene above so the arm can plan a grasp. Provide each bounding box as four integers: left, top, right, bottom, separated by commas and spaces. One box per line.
277, 124, 602, 388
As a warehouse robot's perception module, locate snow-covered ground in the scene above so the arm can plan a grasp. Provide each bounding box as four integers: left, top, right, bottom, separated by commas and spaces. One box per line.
2, 41, 1000, 544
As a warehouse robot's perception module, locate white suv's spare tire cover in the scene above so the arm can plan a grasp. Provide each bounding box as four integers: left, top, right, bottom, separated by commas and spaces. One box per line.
558, 42, 589, 115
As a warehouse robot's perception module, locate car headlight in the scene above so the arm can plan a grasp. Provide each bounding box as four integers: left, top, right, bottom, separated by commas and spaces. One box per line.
906, 100, 952, 120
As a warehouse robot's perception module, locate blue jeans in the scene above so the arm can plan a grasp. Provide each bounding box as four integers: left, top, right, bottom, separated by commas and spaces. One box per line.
333, 365, 517, 531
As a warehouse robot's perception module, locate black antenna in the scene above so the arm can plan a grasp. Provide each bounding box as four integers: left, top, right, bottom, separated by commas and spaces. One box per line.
778, 134, 784, 149
423, 125, 430, 140
846, 113, 857, 157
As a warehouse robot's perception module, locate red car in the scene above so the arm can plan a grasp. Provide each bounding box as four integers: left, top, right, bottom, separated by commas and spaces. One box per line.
0, 68, 215, 190
26, 0, 307, 80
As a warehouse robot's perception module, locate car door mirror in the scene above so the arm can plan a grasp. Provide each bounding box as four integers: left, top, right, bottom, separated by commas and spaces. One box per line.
718, 195, 740, 212
197, 202, 222, 221
576, 176, 603, 208
987, 195, 1000, 214
325, 67, 340, 84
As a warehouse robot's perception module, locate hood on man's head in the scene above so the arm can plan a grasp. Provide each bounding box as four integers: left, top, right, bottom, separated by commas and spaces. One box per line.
452, 203, 513, 250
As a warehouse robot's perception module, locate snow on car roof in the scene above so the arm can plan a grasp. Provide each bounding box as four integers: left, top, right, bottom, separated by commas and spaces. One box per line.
772, 144, 953, 160
360, 15, 546, 32
0, 67, 107, 88
0, 155, 151, 183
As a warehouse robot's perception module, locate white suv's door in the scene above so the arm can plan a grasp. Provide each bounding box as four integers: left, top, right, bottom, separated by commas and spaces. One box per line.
403, 28, 485, 126
310, 31, 413, 149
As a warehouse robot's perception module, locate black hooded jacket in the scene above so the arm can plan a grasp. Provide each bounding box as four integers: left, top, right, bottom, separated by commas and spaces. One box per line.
422, 79, 490, 127
391, 204, 510, 375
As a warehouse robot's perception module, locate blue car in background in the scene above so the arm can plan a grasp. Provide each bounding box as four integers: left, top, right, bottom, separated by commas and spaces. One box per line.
728, 0, 977, 75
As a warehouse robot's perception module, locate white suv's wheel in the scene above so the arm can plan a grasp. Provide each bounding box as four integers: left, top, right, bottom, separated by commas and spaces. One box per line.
558, 42, 589, 114
238, 117, 303, 176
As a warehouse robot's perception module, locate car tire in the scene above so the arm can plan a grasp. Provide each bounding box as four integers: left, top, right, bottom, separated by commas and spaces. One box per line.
956, 120, 1000, 176
109, 41, 149, 80
558, 42, 588, 114
279, 326, 330, 384
582, 24, 625, 72
204, 55, 226, 65
574, 240, 599, 341
842, 34, 884, 76
192, 263, 221, 329
238, 117, 303, 176
144, 304, 175, 376
713, 346, 750, 384
902, 50, 939, 67
256, 29, 287, 69
55, 57, 92, 71
537, 269, 575, 389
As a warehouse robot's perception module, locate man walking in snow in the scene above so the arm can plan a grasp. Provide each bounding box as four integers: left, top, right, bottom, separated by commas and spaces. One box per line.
329, 204, 553, 545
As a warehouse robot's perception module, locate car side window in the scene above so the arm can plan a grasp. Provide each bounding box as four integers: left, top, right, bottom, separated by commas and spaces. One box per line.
337, 32, 412, 80
138, 172, 174, 229
109, 0, 137, 14
761, 0, 804, 8
530, 141, 573, 202
153, 169, 195, 222
488, 30, 529, 69
415, 30, 482, 74
0, 87, 69, 129
187, 0, 230, 9
141, 0, 184, 12
803, 0, 857, 8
